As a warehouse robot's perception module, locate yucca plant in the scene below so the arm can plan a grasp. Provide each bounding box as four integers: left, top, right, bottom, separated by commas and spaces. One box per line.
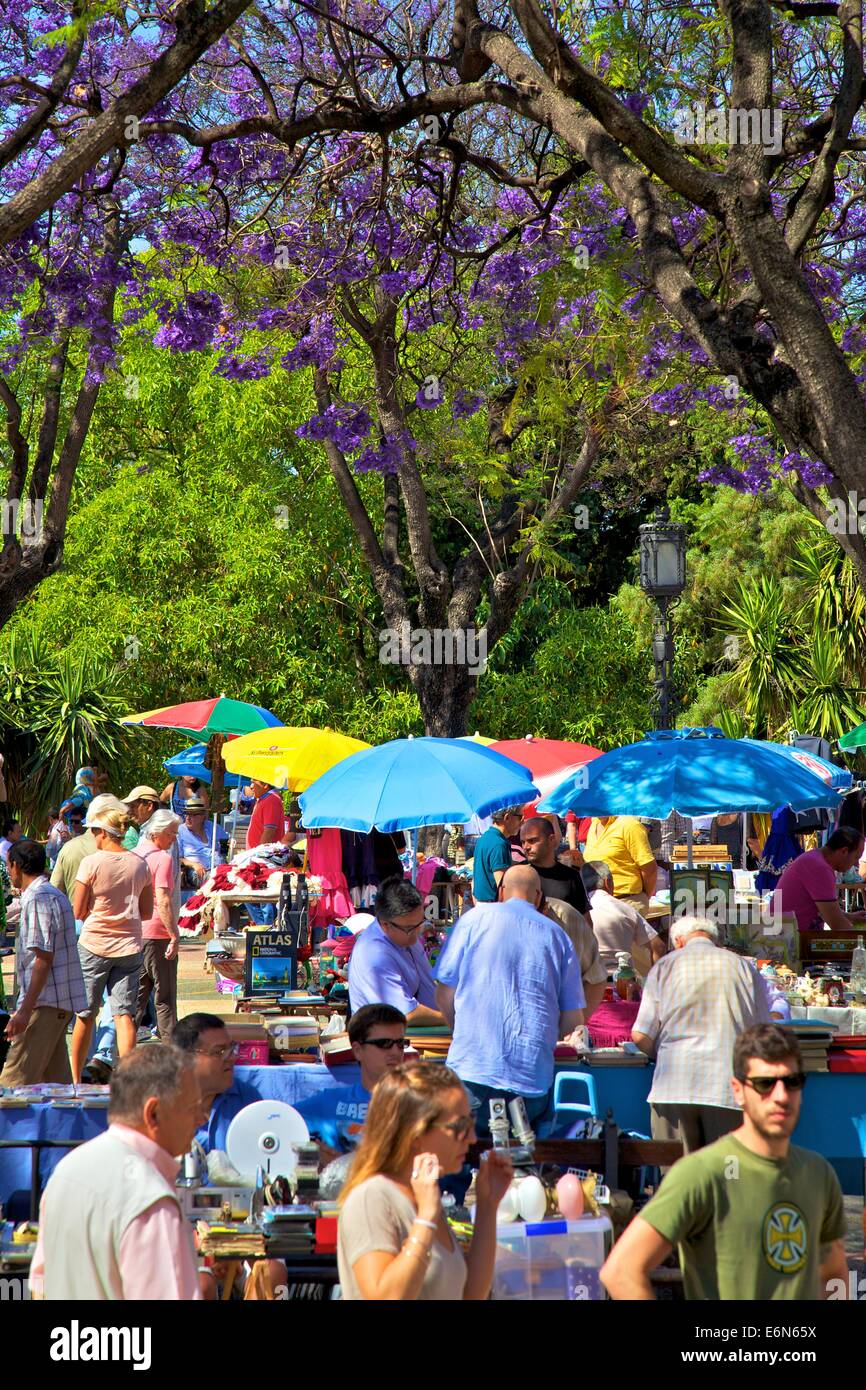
0, 633, 132, 830
718, 576, 806, 737
790, 518, 866, 686
785, 631, 866, 742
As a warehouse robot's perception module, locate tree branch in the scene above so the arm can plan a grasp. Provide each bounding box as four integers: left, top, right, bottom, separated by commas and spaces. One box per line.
0, 16, 86, 173
0, 0, 255, 247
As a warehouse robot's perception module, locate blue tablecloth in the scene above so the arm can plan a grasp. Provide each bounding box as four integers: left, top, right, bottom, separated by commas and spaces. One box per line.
0, 1065, 360, 1219
559, 1063, 866, 1194
2, 1062, 864, 1218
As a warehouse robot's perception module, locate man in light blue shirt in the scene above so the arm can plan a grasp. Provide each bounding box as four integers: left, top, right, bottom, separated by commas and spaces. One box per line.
176, 797, 228, 884
348, 877, 446, 1024
435, 864, 585, 1134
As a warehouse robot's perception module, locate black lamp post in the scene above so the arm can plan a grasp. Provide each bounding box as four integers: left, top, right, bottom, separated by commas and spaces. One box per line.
638, 504, 687, 729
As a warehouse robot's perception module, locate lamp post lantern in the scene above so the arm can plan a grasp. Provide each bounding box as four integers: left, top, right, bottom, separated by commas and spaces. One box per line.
638, 504, 687, 730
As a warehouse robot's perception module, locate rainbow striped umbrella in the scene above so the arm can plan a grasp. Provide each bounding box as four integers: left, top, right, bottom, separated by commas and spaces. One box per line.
122, 696, 282, 739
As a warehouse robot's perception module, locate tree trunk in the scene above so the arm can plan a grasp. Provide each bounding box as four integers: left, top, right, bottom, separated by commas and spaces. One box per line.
409, 658, 480, 737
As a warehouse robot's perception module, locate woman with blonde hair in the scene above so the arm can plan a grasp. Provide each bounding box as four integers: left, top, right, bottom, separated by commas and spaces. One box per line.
70, 800, 154, 1080
338, 1062, 513, 1300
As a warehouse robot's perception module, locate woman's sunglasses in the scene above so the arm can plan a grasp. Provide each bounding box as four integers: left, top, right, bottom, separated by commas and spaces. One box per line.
742, 1072, 806, 1096
435, 1115, 475, 1140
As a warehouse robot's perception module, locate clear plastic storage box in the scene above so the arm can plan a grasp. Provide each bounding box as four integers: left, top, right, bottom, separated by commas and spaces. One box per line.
491, 1216, 612, 1301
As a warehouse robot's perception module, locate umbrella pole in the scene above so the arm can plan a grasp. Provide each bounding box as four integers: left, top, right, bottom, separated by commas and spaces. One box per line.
741, 811, 747, 871
411, 826, 418, 885
229, 785, 240, 860
686, 817, 694, 869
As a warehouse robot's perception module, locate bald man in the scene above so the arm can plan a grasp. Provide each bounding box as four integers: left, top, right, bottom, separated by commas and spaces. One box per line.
434, 863, 585, 1135
501, 865, 607, 1017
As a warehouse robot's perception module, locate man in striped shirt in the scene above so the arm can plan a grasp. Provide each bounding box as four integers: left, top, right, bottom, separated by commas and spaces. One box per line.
1, 839, 87, 1086
632, 914, 772, 1153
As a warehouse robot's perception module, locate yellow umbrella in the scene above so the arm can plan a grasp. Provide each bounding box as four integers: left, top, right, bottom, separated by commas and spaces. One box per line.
222, 725, 370, 791
461, 731, 495, 745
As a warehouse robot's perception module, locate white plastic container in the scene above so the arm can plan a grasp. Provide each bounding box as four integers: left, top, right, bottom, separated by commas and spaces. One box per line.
491, 1216, 612, 1301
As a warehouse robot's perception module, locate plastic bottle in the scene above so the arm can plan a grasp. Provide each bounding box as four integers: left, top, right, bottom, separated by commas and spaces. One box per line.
850, 935, 866, 998
614, 952, 638, 1001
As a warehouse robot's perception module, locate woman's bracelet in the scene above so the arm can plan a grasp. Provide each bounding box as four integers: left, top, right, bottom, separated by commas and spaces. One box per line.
402, 1238, 432, 1263
412, 1217, 438, 1231
405, 1233, 432, 1251
402, 1248, 429, 1264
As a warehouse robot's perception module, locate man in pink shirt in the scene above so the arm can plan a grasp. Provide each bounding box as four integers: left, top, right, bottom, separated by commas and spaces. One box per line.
32, 1046, 202, 1300
777, 825, 866, 934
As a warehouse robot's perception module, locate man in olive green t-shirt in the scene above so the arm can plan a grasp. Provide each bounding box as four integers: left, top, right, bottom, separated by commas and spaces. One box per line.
601, 1023, 848, 1300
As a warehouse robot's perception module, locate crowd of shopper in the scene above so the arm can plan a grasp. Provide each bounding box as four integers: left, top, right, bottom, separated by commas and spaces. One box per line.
1, 778, 860, 1305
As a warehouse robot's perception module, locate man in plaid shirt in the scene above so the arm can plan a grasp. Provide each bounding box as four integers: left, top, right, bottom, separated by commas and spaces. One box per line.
632, 914, 772, 1153
1, 839, 87, 1086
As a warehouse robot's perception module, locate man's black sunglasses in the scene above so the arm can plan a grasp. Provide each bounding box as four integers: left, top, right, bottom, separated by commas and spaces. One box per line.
361, 1037, 409, 1051
742, 1072, 807, 1096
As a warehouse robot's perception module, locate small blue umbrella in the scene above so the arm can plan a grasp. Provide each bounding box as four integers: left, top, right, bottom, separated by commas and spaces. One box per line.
538, 727, 851, 819
299, 736, 538, 833
164, 743, 243, 789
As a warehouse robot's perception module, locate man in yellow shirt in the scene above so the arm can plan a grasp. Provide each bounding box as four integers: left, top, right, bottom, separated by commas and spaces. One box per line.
584, 816, 657, 913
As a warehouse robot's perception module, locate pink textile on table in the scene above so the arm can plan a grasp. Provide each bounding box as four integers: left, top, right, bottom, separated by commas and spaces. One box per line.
415, 857, 447, 896
587, 998, 640, 1048
307, 828, 354, 925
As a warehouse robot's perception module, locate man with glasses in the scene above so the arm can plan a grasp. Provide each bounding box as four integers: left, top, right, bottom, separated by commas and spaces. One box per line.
297, 1004, 407, 1157
631, 914, 772, 1153
176, 796, 229, 887
601, 1024, 848, 1300
348, 877, 446, 1025
171, 1013, 259, 1150
121, 786, 163, 850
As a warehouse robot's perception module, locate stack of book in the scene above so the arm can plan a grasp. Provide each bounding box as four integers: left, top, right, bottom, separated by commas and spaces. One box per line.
260, 1206, 317, 1255
320, 1032, 354, 1066
782, 1022, 833, 1072
197, 1223, 266, 1259
267, 1013, 320, 1060
406, 1026, 451, 1058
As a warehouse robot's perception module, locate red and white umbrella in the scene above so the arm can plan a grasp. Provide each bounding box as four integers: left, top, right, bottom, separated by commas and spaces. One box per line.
489, 736, 603, 803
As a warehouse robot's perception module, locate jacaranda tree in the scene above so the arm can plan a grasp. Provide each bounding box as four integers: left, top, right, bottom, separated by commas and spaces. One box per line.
3, 1, 866, 730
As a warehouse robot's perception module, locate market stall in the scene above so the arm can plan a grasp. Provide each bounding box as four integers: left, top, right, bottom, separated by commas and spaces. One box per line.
3, 1057, 865, 1220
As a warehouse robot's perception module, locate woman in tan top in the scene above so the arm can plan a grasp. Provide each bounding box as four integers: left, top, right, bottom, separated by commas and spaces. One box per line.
338, 1062, 513, 1300
69, 802, 153, 1080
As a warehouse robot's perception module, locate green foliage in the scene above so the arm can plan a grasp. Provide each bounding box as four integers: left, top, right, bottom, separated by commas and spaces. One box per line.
718, 575, 806, 734
474, 601, 652, 746
682, 507, 866, 750
0, 629, 131, 830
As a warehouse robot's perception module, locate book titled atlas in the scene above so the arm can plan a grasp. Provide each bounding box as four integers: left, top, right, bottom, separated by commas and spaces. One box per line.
244, 928, 298, 995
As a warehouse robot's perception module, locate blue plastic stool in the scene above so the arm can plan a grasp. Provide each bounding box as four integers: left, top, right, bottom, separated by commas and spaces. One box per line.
552, 1072, 599, 1129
